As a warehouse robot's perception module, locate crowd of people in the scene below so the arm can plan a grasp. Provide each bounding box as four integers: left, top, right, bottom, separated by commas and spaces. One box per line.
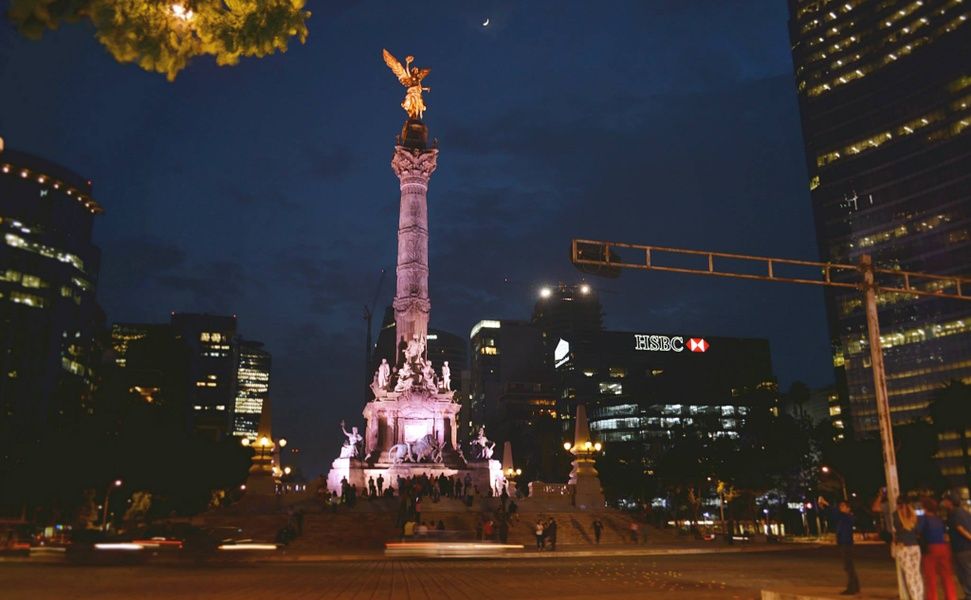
821, 490, 971, 598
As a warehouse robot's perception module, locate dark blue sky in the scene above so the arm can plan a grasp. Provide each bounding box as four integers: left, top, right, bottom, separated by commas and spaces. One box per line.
0, 1, 833, 475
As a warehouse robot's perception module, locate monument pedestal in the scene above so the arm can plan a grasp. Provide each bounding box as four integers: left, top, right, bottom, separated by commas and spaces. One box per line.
326, 457, 367, 493
570, 458, 606, 510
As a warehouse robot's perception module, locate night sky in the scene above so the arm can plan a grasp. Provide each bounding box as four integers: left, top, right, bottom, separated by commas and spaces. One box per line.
0, 1, 833, 475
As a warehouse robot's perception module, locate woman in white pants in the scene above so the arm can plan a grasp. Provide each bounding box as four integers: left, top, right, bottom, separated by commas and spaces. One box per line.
893, 500, 924, 600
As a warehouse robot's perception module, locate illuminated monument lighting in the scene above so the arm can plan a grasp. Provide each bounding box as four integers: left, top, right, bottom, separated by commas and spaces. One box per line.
325, 51, 503, 494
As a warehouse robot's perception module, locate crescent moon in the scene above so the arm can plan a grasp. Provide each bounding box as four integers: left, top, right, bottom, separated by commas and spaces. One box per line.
482, 18, 490, 27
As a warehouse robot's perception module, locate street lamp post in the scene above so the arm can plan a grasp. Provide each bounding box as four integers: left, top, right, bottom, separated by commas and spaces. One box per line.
101, 479, 122, 532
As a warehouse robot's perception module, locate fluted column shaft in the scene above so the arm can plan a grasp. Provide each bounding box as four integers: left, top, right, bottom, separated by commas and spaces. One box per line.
390, 146, 438, 358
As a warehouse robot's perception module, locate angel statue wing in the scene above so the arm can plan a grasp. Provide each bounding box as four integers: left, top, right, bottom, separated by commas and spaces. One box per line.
383, 49, 410, 86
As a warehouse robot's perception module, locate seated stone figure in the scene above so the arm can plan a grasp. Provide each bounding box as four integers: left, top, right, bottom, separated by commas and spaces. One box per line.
470, 427, 495, 460
394, 362, 414, 392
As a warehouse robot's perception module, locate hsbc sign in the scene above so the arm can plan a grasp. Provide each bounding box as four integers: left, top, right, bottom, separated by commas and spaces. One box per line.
633, 334, 709, 353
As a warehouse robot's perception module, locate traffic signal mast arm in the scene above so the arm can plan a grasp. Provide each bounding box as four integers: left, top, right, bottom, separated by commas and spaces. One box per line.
572, 239, 970, 301
571, 237, 971, 534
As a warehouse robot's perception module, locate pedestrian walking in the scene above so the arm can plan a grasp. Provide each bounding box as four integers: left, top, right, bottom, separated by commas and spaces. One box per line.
890, 498, 924, 600
535, 520, 545, 550
592, 519, 603, 544
818, 496, 860, 596
629, 521, 639, 544
949, 494, 971, 598
920, 497, 958, 600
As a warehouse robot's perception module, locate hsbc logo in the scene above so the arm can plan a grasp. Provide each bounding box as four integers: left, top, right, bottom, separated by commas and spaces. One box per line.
633, 334, 710, 353
688, 338, 709, 353
634, 335, 684, 352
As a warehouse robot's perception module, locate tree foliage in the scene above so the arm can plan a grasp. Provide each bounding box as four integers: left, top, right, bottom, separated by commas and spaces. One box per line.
8, 0, 311, 80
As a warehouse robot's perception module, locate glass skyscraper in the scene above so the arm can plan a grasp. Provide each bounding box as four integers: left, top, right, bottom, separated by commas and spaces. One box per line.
233, 339, 271, 440
0, 145, 104, 438
788, 0, 971, 479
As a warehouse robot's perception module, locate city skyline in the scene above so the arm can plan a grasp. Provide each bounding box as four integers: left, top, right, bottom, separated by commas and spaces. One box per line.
0, 1, 834, 475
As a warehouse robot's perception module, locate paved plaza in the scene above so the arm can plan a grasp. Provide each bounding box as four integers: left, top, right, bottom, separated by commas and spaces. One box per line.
0, 546, 905, 600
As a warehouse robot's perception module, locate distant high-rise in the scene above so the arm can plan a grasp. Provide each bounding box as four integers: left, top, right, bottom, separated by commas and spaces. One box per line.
110, 322, 189, 408
233, 340, 271, 440
170, 313, 238, 439
469, 318, 559, 479
788, 1, 971, 479
532, 283, 604, 343
0, 145, 104, 436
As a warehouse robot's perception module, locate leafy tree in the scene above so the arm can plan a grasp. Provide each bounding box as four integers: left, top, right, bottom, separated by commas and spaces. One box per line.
930, 380, 971, 492
8, 0, 310, 80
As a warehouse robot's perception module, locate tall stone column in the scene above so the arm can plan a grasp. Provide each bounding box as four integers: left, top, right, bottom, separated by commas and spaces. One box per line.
390, 139, 438, 358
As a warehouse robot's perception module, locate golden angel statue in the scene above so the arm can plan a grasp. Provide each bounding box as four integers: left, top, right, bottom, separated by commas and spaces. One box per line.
383, 49, 431, 120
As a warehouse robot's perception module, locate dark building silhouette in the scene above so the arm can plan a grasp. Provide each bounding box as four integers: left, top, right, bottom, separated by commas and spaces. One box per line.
468, 319, 559, 480
788, 0, 971, 479
170, 313, 238, 439
0, 145, 104, 439
111, 323, 190, 414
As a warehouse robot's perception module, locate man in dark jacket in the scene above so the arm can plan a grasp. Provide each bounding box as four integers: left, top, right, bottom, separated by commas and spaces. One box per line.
819, 496, 860, 595
546, 518, 558, 551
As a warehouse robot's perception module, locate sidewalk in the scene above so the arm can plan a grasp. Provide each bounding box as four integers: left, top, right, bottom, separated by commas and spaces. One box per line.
761, 587, 898, 600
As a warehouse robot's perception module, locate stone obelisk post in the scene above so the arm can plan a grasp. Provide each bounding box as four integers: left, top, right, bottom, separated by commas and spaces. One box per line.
390, 120, 438, 360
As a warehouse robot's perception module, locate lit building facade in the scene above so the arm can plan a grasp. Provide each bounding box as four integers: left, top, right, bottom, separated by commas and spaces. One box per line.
0, 146, 104, 436
233, 340, 271, 440
170, 313, 238, 439
556, 331, 776, 457
788, 0, 971, 479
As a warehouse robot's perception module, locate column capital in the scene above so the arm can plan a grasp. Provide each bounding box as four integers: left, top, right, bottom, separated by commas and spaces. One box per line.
392, 146, 438, 182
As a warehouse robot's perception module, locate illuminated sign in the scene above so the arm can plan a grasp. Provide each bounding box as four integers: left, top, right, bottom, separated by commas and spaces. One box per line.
633, 334, 710, 353
688, 338, 709, 353
633, 334, 684, 352
554, 338, 570, 368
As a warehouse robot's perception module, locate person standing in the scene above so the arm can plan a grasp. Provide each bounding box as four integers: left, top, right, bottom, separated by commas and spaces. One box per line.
376, 474, 384, 496
891, 499, 924, 600
535, 520, 545, 550
818, 496, 860, 596
483, 519, 494, 541
920, 498, 958, 600
592, 519, 603, 544
629, 520, 639, 544
547, 518, 558, 551
368, 476, 377, 499
949, 495, 971, 599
